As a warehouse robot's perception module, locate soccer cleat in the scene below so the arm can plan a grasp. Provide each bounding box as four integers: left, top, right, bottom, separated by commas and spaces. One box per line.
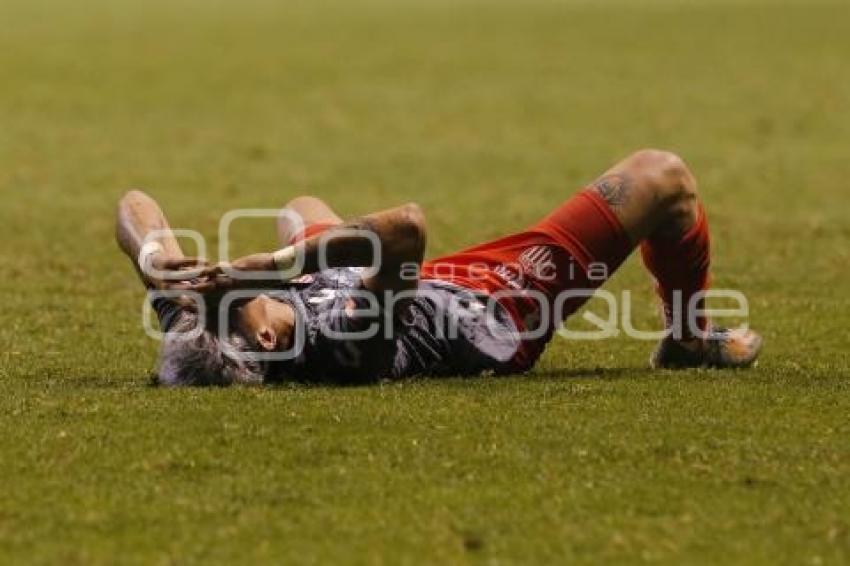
650, 327, 763, 369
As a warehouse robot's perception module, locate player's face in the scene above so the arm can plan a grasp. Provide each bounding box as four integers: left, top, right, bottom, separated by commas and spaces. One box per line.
236, 295, 295, 352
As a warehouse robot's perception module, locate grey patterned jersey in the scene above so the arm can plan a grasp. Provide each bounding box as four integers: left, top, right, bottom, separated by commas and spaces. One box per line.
267, 267, 521, 384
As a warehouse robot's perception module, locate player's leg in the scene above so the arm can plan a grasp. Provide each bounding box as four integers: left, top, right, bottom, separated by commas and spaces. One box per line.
585, 150, 707, 334
277, 195, 343, 246
583, 149, 762, 367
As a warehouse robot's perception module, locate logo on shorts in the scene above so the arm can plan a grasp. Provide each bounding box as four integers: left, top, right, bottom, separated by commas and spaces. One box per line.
492, 245, 558, 290
518, 246, 556, 281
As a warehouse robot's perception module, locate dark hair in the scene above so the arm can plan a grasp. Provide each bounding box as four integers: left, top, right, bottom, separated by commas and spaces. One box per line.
156, 313, 266, 386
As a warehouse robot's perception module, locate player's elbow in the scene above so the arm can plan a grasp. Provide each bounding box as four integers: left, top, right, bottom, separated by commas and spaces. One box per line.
117, 189, 155, 217
392, 202, 427, 261
115, 189, 159, 248
399, 202, 426, 236
120, 189, 150, 204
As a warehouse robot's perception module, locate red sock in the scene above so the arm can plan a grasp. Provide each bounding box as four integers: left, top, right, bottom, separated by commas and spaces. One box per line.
640, 203, 711, 339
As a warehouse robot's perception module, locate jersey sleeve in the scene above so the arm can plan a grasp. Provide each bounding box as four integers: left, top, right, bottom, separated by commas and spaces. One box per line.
148, 292, 186, 333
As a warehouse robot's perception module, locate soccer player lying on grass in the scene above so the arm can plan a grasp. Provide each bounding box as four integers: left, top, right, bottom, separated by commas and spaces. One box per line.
117, 149, 763, 386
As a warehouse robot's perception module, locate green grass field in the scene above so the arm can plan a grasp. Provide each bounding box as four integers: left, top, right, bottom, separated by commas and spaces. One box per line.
1, 0, 849, 563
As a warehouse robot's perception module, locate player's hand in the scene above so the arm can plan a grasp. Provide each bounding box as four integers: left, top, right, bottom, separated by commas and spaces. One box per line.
143, 256, 209, 291
180, 253, 277, 294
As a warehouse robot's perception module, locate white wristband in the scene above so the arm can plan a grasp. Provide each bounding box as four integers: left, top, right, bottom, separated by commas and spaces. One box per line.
271, 245, 299, 277
138, 241, 164, 273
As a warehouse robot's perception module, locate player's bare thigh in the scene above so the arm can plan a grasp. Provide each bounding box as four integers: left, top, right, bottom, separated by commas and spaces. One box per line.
589, 149, 700, 243
277, 195, 343, 246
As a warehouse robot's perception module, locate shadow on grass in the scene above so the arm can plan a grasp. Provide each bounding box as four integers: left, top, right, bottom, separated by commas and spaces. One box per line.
263, 365, 663, 391
526, 366, 659, 380
69, 366, 663, 390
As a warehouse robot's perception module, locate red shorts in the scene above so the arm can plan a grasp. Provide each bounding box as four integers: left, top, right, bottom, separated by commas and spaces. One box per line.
292, 190, 633, 371
420, 190, 632, 369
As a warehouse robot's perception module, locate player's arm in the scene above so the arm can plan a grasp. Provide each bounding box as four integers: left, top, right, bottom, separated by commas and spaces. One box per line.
301, 202, 426, 294
191, 203, 427, 294
115, 190, 206, 289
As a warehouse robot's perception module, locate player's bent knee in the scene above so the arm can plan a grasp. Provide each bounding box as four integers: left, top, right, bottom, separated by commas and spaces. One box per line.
629, 148, 687, 178
628, 149, 695, 202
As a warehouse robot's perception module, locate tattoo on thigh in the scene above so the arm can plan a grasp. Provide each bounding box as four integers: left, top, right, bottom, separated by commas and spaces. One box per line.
591, 174, 632, 208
